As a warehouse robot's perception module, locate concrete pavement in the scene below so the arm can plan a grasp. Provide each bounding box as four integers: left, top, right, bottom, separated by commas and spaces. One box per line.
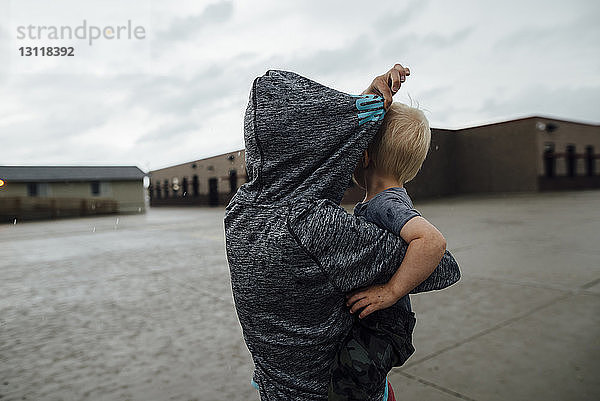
385, 191, 600, 401
0, 191, 598, 400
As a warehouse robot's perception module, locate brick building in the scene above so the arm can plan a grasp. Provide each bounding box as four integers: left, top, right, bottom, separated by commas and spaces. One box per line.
148, 116, 599, 207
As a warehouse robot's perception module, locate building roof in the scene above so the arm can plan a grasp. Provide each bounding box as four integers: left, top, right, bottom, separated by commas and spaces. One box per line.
150, 149, 243, 173
439, 115, 600, 131
0, 166, 147, 182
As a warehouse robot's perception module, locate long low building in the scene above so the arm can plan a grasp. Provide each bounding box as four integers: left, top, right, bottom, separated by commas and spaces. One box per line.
148, 116, 600, 207
0, 166, 147, 222
149, 151, 245, 207
402, 115, 600, 200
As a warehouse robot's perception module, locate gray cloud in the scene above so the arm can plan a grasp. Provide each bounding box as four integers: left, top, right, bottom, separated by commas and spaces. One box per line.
135, 119, 199, 145
377, 26, 473, 57
420, 28, 472, 48
375, 0, 428, 31
1, 73, 124, 141
493, 13, 599, 51
2, 51, 261, 167
479, 84, 600, 124
279, 34, 377, 77
158, 1, 234, 41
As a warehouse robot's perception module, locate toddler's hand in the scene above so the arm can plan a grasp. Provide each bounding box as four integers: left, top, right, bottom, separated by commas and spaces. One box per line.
362, 63, 410, 110
346, 284, 399, 319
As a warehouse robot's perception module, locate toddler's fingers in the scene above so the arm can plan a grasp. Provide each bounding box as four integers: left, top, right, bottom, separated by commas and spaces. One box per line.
359, 305, 377, 319
346, 292, 367, 307
349, 298, 370, 314
392, 63, 405, 72
393, 63, 408, 82
393, 63, 410, 77
389, 68, 402, 93
372, 75, 394, 109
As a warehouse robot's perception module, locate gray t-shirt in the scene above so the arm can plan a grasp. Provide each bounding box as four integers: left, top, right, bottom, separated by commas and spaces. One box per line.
353, 187, 421, 312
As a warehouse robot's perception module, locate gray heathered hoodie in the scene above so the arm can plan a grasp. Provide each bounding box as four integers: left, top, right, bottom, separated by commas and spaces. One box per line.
224, 70, 459, 400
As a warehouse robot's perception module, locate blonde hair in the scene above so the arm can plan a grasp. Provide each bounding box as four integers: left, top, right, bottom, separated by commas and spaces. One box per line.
367, 102, 431, 184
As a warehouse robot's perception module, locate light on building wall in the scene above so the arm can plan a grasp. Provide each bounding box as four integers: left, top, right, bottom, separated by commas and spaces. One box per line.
0, 179, 5, 187
536, 121, 559, 133
172, 177, 180, 191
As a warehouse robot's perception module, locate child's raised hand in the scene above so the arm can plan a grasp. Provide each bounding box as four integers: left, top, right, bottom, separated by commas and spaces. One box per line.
346, 284, 400, 319
362, 63, 410, 110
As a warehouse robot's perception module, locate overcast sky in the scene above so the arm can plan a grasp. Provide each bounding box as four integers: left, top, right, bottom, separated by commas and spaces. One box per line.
1, 0, 598, 173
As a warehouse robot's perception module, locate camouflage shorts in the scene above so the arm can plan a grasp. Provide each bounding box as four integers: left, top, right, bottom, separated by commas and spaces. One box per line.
328, 309, 416, 401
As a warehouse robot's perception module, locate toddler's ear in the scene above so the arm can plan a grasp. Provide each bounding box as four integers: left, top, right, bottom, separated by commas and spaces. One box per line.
363, 150, 370, 168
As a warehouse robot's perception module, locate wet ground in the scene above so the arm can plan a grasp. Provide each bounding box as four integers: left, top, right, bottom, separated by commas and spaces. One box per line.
1, 191, 599, 401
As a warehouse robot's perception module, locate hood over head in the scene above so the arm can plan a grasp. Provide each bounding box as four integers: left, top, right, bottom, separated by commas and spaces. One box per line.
236, 70, 386, 205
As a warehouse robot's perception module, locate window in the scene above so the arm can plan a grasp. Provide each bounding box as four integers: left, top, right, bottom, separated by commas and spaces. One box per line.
181, 176, 189, 196
566, 144, 576, 177
192, 174, 199, 197
585, 146, 595, 176
91, 181, 100, 196
99, 182, 112, 196
38, 183, 49, 196
209, 177, 219, 206
543, 142, 555, 178
163, 179, 169, 198
27, 182, 38, 197
229, 170, 237, 194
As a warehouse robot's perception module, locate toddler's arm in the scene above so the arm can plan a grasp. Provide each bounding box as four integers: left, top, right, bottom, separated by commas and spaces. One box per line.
346, 216, 446, 318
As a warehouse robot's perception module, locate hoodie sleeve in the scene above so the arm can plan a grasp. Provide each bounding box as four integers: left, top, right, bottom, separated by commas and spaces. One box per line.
287, 199, 460, 293
287, 199, 409, 292
411, 249, 461, 293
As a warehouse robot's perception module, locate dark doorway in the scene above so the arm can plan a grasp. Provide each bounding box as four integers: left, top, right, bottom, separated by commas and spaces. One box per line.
566, 144, 576, 177
155, 181, 162, 199
163, 179, 170, 198
192, 175, 199, 197
585, 146, 595, 176
229, 170, 238, 194
27, 182, 38, 197
208, 178, 219, 206
181, 176, 189, 197
543, 143, 555, 178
